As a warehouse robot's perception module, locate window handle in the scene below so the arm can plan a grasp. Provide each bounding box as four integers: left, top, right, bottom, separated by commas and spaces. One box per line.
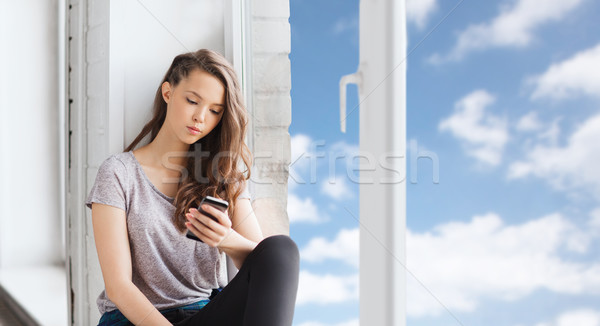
339, 71, 362, 133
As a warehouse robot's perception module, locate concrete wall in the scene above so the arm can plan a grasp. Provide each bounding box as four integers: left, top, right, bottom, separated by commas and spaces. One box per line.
248, 0, 292, 237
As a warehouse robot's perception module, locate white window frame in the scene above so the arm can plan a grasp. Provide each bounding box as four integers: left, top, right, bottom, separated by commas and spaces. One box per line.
340, 0, 407, 325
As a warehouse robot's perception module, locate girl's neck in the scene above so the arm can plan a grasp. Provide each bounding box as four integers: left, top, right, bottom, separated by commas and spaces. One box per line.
138, 127, 191, 171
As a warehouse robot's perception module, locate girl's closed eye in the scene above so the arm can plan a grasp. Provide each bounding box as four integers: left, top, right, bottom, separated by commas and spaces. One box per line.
187, 98, 220, 114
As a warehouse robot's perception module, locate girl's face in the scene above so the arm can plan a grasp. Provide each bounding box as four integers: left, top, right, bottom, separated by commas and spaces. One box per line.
162, 69, 226, 145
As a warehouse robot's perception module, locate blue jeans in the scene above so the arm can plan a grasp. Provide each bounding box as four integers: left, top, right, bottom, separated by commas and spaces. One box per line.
97, 299, 211, 326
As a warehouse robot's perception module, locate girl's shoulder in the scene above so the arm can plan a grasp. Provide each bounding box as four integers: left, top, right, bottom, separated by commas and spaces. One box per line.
92, 152, 136, 186
99, 151, 133, 171
86, 152, 134, 211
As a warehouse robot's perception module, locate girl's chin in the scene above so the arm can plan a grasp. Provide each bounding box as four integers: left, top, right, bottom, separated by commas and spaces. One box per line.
176, 136, 198, 146
187, 136, 204, 144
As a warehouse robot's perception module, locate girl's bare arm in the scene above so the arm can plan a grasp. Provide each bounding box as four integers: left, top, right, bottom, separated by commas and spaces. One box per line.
91, 203, 172, 325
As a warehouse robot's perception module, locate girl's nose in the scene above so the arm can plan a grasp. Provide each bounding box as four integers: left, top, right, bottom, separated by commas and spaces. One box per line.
193, 107, 208, 122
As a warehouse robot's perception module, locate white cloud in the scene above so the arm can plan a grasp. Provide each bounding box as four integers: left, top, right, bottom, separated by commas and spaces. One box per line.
328, 141, 360, 183
407, 212, 600, 317
289, 135, 359, 187
296, 320, 359, 326
301, 228, 359, 267
532, 309, 600, 326
297, 210, 600, 317
439, 90, 508, 166
296, 230, 359, 308
406, 0, 438, 29
507, 113, 600, 198
289, 134, 326, 190
296, 270, 358, 305
330, 141, 359, 159
290, 133, 316, 176
528, 43, 600, 100
515, 113, 561, 146
590, 208, 600, 236
331, 17, 358, 35
516, 111, 543, 132
537, 117, 562, 145
429, 0, 584, 63
287, 193, 327, 224
320, 175, 354, 201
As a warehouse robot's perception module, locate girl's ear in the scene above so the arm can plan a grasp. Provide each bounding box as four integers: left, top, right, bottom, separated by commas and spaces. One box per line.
161, 81, 172, 104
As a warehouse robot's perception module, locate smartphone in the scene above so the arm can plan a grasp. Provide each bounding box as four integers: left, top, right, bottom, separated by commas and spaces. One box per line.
186, 196, 229, 242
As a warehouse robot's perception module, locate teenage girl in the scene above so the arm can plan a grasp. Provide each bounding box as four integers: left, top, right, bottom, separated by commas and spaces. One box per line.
86, 49, 299, 326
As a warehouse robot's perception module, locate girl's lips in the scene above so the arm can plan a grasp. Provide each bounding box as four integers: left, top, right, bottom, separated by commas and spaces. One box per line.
187, 127, 200, 135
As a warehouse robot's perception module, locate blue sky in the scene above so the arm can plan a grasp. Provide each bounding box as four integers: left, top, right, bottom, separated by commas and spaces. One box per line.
287, 0, 600, 325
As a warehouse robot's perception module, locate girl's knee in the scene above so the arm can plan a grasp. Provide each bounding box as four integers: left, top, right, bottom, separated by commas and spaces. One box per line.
261, 234, 298, 251
255, 235, 299, 263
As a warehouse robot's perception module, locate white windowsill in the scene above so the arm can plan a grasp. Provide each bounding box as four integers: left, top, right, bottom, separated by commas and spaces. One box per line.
0, 264, 68, 326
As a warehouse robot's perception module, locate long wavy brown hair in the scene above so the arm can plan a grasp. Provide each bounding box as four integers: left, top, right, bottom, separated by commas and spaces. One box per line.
124, 49, 252, 233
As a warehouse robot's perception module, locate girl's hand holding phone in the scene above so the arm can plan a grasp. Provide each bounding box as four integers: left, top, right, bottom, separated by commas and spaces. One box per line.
185, 199, 233, 248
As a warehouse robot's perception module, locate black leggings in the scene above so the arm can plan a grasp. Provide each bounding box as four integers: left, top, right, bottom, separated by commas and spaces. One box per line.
167, 235, 300, 326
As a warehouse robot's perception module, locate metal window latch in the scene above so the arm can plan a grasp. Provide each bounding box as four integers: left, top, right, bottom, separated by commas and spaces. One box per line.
339, 70, 362, 133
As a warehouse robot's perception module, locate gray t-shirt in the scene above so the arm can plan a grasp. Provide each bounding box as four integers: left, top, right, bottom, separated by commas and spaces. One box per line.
85, 150, 251, 315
